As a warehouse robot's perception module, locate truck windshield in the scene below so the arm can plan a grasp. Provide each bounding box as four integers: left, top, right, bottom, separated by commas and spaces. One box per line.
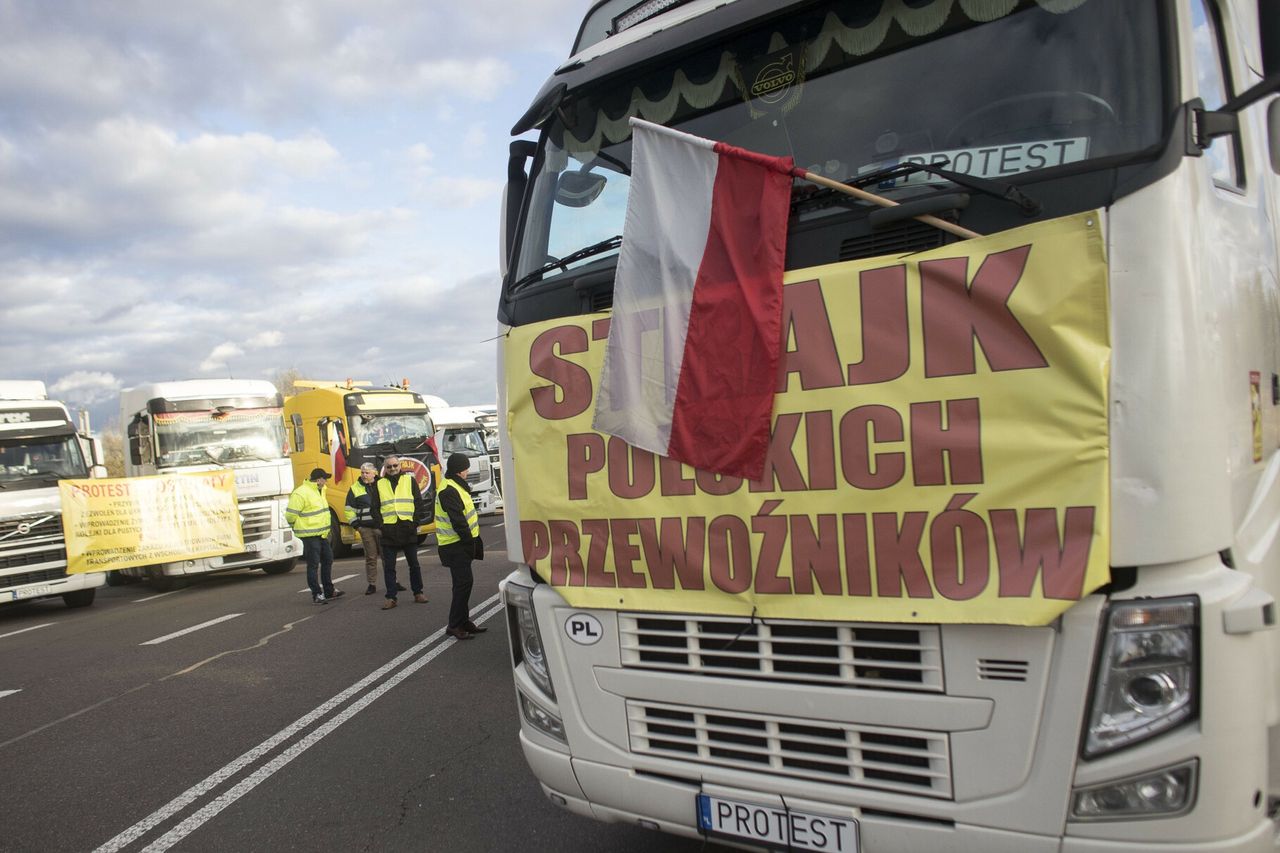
513, 0, 1162, 284
0, 434, 88, 488
351, 412, 435, 450
441, 428, 488, 458
154, 407, 287, 468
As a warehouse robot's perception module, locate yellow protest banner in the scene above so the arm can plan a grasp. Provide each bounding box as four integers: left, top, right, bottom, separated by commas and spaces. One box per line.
504, 211, 1110, 626
60, 471, 243, 573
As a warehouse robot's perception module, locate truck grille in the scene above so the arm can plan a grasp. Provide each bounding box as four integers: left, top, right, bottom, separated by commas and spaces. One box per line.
619, 614, 943, 692
239, 502, 274, 543
628, 701, 952, 798
0, 513, 68, 577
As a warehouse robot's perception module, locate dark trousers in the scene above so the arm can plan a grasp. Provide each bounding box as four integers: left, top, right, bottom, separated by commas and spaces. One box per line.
302, 536, 334, 597
440, 545, 474, 630
382, 544, 422, 600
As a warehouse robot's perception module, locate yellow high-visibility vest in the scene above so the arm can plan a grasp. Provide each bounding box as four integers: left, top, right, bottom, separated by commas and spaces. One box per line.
377, 475, 417, 523
434, 478, 478, 546
344, 480, 370, 524
285, 482, 330, 538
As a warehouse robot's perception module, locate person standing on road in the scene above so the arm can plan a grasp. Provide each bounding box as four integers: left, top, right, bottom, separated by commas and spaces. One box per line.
373, 455, 428, 610
286, 468, 345, 605
344, 462, 383, 595
436, 452, 486, 640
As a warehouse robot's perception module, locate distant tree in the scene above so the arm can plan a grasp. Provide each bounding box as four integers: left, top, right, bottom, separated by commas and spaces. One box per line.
101, 426, 125, 478
272, 368, 302, 398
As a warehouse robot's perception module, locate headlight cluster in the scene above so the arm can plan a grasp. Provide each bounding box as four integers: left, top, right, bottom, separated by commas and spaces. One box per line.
1072, 760, 1197, 821
1084, 596, 1197, 758
506, 580, 555, 700
506, 580, 564, 743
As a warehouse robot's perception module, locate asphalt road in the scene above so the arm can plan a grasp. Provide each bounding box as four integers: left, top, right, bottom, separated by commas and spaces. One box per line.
0, 517, 724, 852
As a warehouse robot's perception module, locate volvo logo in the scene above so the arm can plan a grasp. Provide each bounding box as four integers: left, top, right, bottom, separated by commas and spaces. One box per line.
16, 522, 31, 535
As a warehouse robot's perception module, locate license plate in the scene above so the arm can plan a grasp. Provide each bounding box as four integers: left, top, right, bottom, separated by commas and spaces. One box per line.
697, 794, 859, 852
11, 584, 53, 600
245, 542, 260, 552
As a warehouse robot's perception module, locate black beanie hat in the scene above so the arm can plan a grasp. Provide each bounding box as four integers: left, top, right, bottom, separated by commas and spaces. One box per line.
309, 467, 330, 482
446, 453, 470, 477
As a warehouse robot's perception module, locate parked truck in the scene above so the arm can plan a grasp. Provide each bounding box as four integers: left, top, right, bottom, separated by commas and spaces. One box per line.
0, 381, 106, 607
496, 1, 1280, 850
432, 404, 500, 515
119, 379, 297, 588
284, 380, 439, 555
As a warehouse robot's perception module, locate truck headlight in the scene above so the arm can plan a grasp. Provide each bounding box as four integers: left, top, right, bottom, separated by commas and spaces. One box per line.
506, 580, 555, 700
518, 690, 566, 742
1084, 597, 1197, 757
1071, 759, 1197, 820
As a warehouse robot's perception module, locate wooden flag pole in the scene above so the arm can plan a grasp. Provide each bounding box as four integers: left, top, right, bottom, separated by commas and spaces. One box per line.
798, 170, 983, 241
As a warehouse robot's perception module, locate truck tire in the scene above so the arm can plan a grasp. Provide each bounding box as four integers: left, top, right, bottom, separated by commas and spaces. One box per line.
148, 572, 177, 592
329, 512, 353, 558
262, 558, 297, 575
105, 571, 128, 587
62, 588, 96, 608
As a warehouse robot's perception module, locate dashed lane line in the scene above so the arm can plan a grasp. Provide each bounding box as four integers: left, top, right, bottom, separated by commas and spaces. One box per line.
295, 573, 358, 593
0, 689, 20, 699
132, 591, 183, 604
0, 623, 54, 640
138, 614, 244, 646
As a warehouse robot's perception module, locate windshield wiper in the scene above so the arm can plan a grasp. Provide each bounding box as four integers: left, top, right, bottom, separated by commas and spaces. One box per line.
851, 162, 1041, 216
510, 235, 622, 291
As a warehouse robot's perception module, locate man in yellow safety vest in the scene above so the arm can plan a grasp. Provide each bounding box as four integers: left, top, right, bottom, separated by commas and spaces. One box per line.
436, 452, 486, 640
286, 467, 345, 604
373, 455, 428, 610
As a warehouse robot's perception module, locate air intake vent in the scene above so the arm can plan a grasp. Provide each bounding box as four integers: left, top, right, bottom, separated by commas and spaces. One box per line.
588, 288, 613, 312
839, 220, 946, 262
628, 700, 952, 798
977, 659, 1029, 682
620, 614, 943, 692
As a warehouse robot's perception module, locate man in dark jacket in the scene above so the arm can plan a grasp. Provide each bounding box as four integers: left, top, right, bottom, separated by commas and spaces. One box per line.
372, 455, 428, 610
344, 463, 381, 595
436, 452, 487, 640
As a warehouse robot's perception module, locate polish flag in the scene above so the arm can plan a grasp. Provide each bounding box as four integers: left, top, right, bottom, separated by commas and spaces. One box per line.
593, 118, 795, 480
328, 421, 348, 481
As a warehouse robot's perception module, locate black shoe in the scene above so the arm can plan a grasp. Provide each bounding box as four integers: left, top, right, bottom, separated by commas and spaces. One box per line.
327, 589, 345, 600
396, 582, 406, 591
364, 584, 376, 595
463, 621, 488, 634
446, 626, 474, 640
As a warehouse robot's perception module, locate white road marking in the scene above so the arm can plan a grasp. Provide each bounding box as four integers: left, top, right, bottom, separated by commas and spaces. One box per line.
95, 592, 502, 853
138, 614, 244, 646
141, 602, 505, 853
0, 689, 21, 699
295, 573, 358, 593
132, 591, 182, 604
0, 623, 53, 640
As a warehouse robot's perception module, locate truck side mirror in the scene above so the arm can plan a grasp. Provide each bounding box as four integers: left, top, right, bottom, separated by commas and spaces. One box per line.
126, 417, 144, 466
290, 413, 305, 452
502, 140, 538, 278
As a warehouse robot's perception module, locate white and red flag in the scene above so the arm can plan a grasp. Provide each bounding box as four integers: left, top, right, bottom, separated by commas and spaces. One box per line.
593, 117, 795, 480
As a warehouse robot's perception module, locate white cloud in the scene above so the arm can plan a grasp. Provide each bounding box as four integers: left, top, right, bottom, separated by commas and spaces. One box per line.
248, 330, 284, 348
200, 342, 245, 373
49, 371, 122, 405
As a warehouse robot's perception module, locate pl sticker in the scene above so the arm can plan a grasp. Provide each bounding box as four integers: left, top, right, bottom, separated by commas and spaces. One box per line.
564, 612, 603, 645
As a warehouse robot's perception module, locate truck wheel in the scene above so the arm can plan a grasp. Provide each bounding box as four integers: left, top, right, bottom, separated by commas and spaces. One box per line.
149, 573, 177, 592
262, 558, 297, 575
329, 512, 353, 558
62, 588, 96, 608
105, 571, 127, 587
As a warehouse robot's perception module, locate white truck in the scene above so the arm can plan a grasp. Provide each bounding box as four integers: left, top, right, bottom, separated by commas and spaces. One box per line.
431, 403, 501, 515
0, 381, 106, 608
495, 1, 1280, 851
119, 380, 297, 588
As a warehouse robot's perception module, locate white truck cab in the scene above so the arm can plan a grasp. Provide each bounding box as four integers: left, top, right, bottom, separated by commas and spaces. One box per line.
119, 379, 298, 588
0, 381, 105, 608
431, 404, 500, 515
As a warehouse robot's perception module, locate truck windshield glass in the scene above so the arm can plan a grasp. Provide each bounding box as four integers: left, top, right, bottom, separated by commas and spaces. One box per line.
513, 0, 1161, 284
154, 407, 287, 467
351, 412, 435, 449
0, 435, 88, 488
441, 428, 488, 458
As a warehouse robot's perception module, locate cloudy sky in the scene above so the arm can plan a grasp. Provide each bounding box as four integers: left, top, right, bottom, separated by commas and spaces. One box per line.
0, 0, 588, 429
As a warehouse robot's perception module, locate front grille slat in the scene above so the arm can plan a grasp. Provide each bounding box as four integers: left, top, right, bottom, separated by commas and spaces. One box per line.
620, 614, 943, 692
629, 701, 952, 798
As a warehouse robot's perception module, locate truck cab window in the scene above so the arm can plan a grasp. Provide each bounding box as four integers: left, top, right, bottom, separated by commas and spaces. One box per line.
1191, 0, 1244, 189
